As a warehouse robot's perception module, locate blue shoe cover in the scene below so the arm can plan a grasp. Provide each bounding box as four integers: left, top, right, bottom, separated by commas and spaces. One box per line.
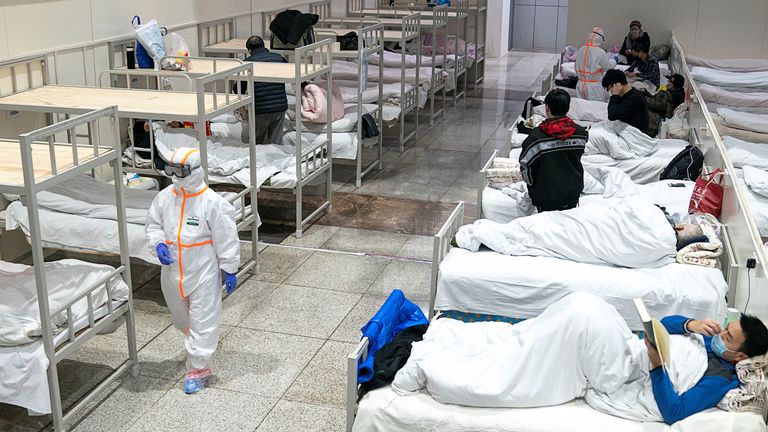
184, 376, 208, 394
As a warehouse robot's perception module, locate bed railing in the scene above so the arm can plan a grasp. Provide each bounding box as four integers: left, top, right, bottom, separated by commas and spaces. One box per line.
346, 337, 370, 432
429, 201, 465, 318
476, 150, 498, 219
106, 36, 136, 70
347, 0, 365, 15
309, 0, 332, 20
0, 55, 47, 97
198, 17, 236, 52
262, 7, 284, 39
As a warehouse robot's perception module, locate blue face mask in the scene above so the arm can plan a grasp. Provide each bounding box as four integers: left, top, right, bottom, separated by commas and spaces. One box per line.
711, 334, 730, 358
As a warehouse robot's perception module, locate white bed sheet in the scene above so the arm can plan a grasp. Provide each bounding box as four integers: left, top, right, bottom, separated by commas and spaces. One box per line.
700, 83, 768, 109
435, 248, 727, 331
687, 55, 768, 73
354, 387, 767, 432
283, 130, 366, 160
369, 50, 453, 67
511, 139, 687, 184
691, 67, 768, 89
332, 60, 443, 88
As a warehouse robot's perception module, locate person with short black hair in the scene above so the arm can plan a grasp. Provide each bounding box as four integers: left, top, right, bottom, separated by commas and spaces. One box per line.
646, 73, 686, 137
519, 89, 589, 213
626, 44, 661, 92
603, 69, 651, 136
241, 35, 288, 144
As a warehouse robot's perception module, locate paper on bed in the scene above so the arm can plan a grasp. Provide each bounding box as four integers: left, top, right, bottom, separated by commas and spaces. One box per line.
34, 174, 156, 225
0, 259, 129, 346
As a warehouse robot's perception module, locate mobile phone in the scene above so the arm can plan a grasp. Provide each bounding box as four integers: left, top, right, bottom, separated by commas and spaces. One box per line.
668, 182, 686, 188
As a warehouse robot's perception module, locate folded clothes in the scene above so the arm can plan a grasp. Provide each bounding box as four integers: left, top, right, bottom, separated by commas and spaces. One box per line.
486, 158, 522, 189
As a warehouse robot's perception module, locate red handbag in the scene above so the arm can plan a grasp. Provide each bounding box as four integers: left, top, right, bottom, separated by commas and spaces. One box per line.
688, 168, 725, 218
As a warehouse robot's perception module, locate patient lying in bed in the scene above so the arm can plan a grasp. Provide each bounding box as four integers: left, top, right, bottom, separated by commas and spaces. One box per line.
392, 292, 768, 424
456, 198, 716, 268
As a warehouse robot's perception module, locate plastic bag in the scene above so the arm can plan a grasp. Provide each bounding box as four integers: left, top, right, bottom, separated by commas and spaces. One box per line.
133, 17, 166, 63
689, 168, 725, 218
161, 33, 190, 71
132, 16, 154, 68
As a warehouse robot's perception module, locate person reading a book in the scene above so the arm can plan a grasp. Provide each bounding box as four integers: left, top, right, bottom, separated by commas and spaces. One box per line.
391, 292, 768, 425
645, 313, 768, 424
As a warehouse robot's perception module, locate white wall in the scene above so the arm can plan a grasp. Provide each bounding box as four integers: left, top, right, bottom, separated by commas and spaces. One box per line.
566, 0, 768, 59
487, 0, 511, 57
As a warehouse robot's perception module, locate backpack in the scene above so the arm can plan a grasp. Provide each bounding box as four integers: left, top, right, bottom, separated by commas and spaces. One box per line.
659, 145, 704, 181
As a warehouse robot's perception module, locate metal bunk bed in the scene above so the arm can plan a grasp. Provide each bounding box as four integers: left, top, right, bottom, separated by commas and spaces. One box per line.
0, 102, 138, 432
0, 55, 260, 278
317, 16, 421, 151
360, 0, 469, 105
314, 23, 385, 186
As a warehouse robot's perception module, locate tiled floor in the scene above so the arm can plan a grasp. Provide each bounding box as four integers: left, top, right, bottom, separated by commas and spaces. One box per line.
1, 51, 557, 432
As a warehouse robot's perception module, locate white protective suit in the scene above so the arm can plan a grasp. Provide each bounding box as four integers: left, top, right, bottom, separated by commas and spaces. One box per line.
575, 27, 616, 102
392, 292, 709, 422
456, 197, 677, 268
145, 148, 240, 372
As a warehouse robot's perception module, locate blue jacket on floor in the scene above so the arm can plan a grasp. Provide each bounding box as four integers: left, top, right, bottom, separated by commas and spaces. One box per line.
358, 290, 428, 383
650, 315, 740, 424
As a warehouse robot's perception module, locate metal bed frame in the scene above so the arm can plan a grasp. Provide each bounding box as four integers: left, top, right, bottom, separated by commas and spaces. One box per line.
247, 40, 335, 238
670, 34, 768, 313
363, 0, 469, 105
314, 23, 386, 186
319, 15, 422, 152
199, 17, 239, 57
0, 56, 260, 281
0, 105, 138, 432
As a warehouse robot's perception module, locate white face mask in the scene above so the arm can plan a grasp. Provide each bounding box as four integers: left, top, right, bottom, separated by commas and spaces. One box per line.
630, 29, 642, 39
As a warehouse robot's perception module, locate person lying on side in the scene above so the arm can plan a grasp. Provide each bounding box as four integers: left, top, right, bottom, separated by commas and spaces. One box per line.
603, 69, 652, 136
455, 197, 712, 268
393, 293, 768, 424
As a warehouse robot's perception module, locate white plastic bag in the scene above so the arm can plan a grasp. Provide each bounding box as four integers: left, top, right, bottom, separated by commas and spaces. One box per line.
133, 19, 166, 63
161, 33, 190, 71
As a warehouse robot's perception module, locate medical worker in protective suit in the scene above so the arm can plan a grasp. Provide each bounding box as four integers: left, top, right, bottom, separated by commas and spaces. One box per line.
575, 27, 616, 101
145, 147, 240, 394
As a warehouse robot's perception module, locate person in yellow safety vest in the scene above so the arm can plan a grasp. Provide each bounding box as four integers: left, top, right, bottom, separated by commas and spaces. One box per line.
575, 27, 616, 102
145, 147, 240, 394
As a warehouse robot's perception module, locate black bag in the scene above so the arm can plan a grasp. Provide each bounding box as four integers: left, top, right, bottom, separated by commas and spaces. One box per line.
659, 145, 704, 181
270, 29, 314, 51
337, 32, 360, 51
361, 114, 380, 139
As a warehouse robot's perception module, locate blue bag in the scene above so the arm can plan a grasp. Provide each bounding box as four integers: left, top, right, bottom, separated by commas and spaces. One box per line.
132, 16, 154, 69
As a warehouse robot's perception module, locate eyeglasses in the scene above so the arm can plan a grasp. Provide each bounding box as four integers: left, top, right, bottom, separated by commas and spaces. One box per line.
163, 162, 192, 178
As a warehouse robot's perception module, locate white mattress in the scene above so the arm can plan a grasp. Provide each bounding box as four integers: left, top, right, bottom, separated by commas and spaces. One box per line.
739, 177, 768, 237
354, 387, 767, 432
0, 259, 128, 414
691, 67, 768, 89
510, 140, 688, 185
434, 248, 727, 331
687, 55, 768, 73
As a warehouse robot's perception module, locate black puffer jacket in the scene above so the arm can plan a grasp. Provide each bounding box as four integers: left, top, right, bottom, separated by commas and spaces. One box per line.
243, 48, 288, 114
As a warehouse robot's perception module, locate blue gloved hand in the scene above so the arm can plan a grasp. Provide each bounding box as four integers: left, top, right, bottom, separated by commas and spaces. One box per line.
224, 272, 237, 294
156, 243, 174, 265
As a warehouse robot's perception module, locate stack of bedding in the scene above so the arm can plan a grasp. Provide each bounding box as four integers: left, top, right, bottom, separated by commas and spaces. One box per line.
722, 136, 768, 236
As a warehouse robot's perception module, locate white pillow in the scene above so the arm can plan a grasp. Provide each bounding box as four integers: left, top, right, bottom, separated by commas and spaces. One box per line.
743, 166, 768, 198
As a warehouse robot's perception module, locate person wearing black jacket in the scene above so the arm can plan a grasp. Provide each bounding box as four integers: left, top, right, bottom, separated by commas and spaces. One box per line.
619, 20, 650, 65
602, 69, 651, 136
519, 89, 589, 213
242, 36, 289, 144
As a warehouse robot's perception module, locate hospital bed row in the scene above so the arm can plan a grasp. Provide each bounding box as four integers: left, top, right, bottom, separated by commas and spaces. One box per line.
342, 38, 768, 432
0, 107, 138, 432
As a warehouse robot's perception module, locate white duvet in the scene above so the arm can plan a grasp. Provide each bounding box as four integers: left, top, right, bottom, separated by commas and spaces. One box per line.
534, 97, 608, 123
691, 67, 768, 89
699, 83, 768, 109
687, 55, 768, 73
0, 259, 128, 346
393, 293, 707, 422
723, 135, 768, 170
458, 197, 676, 268
717, 108, 768, 134
738, 166, 768, 236
332, 60, 441, 88
586, 121, 659, 159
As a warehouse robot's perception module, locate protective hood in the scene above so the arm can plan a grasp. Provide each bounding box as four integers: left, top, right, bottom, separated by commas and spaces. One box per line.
169, 147, 206, 194
586, 27, 606, 47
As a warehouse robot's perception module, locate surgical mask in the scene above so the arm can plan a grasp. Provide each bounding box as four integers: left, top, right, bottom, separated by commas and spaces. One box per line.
711, 334, 731, 358
630, 29, 641, 39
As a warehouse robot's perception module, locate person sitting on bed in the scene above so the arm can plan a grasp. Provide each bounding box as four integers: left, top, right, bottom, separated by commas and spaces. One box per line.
626, 44, 661, 93
455, 197, 718, 269
646, 74, 686, 137
240, 36, 288, 145
603, 69, 651, 136
519, 89, 589, 213
619, 20, 651, 65
392, 292, 768, 425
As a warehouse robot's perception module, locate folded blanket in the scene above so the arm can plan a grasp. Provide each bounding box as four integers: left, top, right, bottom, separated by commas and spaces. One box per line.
586, 121, 659, 159
743, 166, 768, 198
692, 67, 768, 89
700, 83, 768, 109
301, 82, 345, 124
718, 354, 767, 413
486, 158, 522, 189
717, 108, 768, 134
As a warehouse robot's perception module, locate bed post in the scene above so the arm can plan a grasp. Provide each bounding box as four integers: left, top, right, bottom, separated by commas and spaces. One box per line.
476, 150, 498, 220
429, 201, 465, 318
346, 337, 369, 432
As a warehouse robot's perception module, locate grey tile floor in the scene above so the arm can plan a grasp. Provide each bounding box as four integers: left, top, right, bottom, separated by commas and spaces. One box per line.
0, 52, 557, 432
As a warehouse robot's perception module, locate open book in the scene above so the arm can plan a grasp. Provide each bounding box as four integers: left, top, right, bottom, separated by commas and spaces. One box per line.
634, 298, 671, 368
